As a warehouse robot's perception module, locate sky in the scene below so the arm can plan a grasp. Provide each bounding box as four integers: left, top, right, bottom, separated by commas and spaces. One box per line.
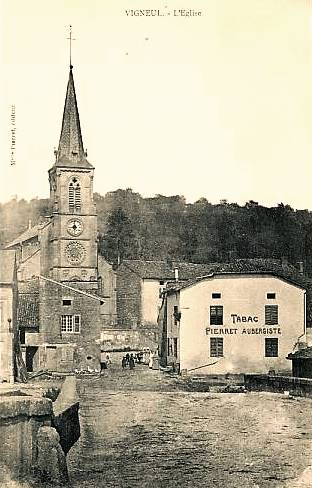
1, 0, 312, 209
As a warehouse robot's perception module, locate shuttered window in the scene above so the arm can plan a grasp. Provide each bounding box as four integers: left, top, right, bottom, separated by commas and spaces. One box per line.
210, 337, 223, 357
210, 306, 223, 325
75, 185, 81, 211
69, 184, 75, 212
68, 178, 81, 213
265, 305, 278, 325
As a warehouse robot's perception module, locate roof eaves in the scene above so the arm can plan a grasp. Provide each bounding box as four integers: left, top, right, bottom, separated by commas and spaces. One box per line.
165, 271, 307, 293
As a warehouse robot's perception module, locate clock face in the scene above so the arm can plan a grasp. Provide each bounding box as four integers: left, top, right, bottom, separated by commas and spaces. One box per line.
67, 218, 83, 236
65, 242, 86, 264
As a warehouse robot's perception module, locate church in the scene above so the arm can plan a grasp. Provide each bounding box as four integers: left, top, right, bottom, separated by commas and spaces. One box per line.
5, 64, 116, 373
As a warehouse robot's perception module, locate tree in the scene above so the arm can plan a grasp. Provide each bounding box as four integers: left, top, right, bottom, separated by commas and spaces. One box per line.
99, 207, 137, 265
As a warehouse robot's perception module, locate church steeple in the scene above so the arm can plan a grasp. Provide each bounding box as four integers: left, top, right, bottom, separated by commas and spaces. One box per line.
55, 66, 93, 169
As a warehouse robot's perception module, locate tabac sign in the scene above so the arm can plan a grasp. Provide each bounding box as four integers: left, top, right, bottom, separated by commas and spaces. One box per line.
205, 313, 281, 335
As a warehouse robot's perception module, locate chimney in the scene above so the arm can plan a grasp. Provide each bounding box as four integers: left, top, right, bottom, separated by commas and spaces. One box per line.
28, 219, 32, 229
174, 267, 179, 282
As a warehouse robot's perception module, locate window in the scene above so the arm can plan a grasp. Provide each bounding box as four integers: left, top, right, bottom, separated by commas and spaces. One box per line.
62, 299, 72, 306
68, 177, 81, 213
61, 315, 81, 333
265, 338, 278, 357
212, 293, 221, 299
265, 305, 278, 325
267, 293, 276, 299
167, 338, 173, 356
210, 306, 223, 325
159, 280, 165, 286
210, 337, 223, 357
173, 305, 180, 325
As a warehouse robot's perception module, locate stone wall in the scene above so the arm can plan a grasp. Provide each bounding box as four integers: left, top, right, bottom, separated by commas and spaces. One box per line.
23, 278, 102, 372
98, 256, 117, 327
39, 279, 101, 345
101, 327, 158, 351
245, 374, 312, 398
116, 264, 141, 328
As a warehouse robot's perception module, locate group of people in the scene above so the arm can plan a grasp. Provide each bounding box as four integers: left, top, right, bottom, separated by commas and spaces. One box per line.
121, 350, 158, 370
121, 352, 141, 370
100, 349, 157, 372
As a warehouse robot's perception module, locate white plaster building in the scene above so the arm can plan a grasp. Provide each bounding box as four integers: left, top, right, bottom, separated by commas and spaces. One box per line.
0, 250, 18, 382
159, 272, 306, 375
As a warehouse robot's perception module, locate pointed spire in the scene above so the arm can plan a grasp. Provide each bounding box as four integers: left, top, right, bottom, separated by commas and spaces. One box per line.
56, 67, 93, 169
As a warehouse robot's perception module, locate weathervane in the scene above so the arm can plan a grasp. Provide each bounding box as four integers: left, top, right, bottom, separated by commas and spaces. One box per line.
67, 25, 76, 69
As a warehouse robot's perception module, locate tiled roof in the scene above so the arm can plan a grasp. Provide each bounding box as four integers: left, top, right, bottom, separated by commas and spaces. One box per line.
120, 260, 217, 280
5, 221, 50, 249
17, 293, 39, 328
158, 258, 312, 326
0, 250, 16, 284
19, 278, 40, 294
120, 258, 302, 282
169, 259, 312, 290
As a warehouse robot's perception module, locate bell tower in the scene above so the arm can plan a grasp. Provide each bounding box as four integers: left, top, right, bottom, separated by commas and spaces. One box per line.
47, 65, 98, 284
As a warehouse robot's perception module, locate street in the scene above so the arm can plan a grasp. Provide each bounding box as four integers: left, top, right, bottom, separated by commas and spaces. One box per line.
68, 364, 312, 488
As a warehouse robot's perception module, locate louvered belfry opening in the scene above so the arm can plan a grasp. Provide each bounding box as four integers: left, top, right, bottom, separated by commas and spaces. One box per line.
69, 177, 81, 213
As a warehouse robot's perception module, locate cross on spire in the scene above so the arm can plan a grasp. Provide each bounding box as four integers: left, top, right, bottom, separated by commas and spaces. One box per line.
67, 25, 76, 69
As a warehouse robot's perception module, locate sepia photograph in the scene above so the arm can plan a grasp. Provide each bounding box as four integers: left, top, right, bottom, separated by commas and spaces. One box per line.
1, 0, 312, 486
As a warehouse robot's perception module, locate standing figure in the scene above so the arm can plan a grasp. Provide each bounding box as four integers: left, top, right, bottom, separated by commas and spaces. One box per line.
125, 353, 130, 365
121, 356, 127, 369
100, 350, 107, 371
149, 351, 154, 369
129, 354, 135, 370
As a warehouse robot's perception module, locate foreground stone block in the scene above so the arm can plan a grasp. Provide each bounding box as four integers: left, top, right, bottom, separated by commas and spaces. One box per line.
35, 426, 69, 484
0, 395, 52, 478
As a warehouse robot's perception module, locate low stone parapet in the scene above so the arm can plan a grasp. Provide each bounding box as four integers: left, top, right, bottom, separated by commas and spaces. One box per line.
0, 379, 80, 485
244, 374, 312, 398
0, 395, 52, 480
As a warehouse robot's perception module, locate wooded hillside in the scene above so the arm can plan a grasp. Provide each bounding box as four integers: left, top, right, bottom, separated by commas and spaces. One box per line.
1, 189, 312, 275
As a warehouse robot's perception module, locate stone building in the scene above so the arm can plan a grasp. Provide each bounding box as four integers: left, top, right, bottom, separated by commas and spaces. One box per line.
159, 269, 307, 375
116, 259, 215, 329
0, 250, 18, 382
5, 65, 115, 372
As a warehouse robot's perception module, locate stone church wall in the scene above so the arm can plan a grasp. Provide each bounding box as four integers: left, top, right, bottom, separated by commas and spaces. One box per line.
116, 264, 142, 328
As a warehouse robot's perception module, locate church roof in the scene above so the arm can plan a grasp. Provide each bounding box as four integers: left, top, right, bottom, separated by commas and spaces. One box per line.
55, 67, 93, 169
4, 221, 50, 249
0, 250, 16, 284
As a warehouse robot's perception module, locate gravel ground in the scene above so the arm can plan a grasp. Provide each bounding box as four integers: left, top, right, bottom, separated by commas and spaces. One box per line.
67, 364, 312, 488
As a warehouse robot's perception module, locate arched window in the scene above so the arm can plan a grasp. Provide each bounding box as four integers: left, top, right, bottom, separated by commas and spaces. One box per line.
69, 177, 81, 213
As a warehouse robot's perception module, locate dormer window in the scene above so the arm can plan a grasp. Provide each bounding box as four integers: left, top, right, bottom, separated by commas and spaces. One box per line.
69, 177, 81, 213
